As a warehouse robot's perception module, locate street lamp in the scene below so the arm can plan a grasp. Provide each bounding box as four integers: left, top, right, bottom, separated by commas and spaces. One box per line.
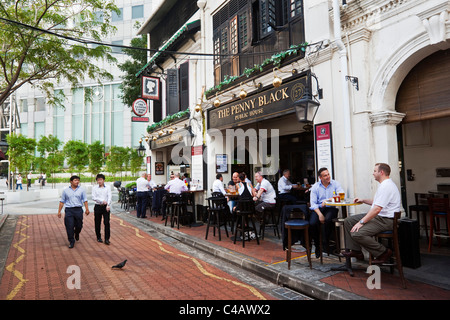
137, 139, 146, 157
294, 73, 322, 131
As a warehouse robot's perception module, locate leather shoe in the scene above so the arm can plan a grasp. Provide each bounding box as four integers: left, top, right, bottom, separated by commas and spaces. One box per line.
341, 250, 364, 261
69, 242, 74, 249
372, 249, 393, 265
75, 233, 79, 241
97, 238, 103, 243
104, 240, 110, 245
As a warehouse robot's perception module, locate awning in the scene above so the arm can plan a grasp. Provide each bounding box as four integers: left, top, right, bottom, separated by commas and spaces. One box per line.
136, 19, 200, 78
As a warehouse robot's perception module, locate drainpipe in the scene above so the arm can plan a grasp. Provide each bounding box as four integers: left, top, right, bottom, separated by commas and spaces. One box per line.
333, 0, 355, 206
197, 0, 207, 90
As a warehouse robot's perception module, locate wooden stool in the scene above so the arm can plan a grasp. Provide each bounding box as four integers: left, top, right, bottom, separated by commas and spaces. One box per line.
427, 197, 450, 252
285, 209, 313, 269
234, 199, 259, 248
369, 212, 407, 289
205, 197, 229, 241
259, 205, 280, 240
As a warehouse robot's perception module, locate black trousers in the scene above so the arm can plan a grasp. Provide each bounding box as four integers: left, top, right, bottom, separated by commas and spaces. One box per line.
64, 207, 83, 245
308, 206, 339, 248
94, 204, 110, 240
136, 192, 148, 218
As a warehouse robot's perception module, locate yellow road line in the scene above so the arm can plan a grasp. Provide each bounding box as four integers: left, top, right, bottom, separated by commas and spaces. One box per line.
116, 218, 266, 300
5, 217, 30, 300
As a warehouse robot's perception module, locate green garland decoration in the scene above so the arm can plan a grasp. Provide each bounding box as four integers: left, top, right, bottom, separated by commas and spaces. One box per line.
205, 43, 308, 97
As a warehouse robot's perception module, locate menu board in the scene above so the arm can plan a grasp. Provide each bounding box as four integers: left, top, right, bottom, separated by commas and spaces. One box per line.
314, 122, 334, 179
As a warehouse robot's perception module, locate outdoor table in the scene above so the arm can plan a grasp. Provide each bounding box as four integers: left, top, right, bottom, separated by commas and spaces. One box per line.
324, 199, 362, 276
182, 189, 204, 226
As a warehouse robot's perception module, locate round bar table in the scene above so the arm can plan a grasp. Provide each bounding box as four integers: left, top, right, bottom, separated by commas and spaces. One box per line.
324, 199, 362, 276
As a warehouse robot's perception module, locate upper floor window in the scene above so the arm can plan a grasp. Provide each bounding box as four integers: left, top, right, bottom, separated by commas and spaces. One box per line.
132, 5, 144, 19
212, 0, 304, 86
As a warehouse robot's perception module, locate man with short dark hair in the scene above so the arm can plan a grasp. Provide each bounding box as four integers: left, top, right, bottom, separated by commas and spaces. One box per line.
57, 175, 90, 248
309, 167, 344, 257
343, 163, 401, 264
92, 173, 112, 244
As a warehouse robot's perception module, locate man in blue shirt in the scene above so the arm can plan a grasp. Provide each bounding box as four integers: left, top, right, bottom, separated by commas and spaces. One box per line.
57, 175, 90, 248
309, 167, 344, 258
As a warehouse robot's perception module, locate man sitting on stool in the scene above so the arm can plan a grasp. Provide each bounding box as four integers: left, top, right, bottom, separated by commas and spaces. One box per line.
343, 163, 401, 264
309, 167, 344, 258
277, 169, 299, 204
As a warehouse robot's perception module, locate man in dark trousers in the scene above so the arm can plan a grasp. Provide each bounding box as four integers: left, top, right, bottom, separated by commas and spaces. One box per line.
57, 175, 90, 248
92, 173, 112, 245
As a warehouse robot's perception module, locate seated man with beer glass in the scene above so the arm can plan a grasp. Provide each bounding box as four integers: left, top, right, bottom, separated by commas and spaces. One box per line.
309, 167, 344, 257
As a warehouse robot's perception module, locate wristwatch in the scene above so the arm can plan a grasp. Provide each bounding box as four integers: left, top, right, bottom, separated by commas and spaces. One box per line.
359, 219, 365, 225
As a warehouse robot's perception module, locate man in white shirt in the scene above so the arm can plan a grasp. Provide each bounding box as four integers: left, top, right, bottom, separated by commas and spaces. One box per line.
164, 173, 188, 194
136, 172, 152, 218
161, 173, 188, 219
277, 169, 299, 204
253, 171, 276, 216
92, 173, 112, 244
343, 163, 402, 264
212, 173, 226, 196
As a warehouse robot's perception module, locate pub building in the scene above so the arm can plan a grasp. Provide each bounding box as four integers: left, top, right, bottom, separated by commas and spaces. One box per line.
138, 0, 450, 234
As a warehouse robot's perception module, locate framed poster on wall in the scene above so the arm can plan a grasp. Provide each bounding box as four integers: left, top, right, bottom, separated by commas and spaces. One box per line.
216, 154, 228, 173
155, 162, 164, 175
314, 122, 334, 179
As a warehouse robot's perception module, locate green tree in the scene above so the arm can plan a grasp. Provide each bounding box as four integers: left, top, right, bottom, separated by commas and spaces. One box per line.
118, 32, 147, 107
6, 133, 36, 189
63, 140, 89, 175
0, 0, 119, 107
105, 146, 128, 178
129, 148, 143, 176
88, 140, 105, 181
36, 134, 64, 188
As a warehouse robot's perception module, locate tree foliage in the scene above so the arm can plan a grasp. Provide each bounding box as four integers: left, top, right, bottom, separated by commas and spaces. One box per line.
63, 140, 89, 174
118, 32, 147, 107
88, 140, 105, 179
36, 134, 64, 186
0, 0, 120, 106
6, 133, 36, 174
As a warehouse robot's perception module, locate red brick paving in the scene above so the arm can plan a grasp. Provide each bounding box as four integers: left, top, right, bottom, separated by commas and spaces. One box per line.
0, 215, 275, 300
136, 210, 450, 300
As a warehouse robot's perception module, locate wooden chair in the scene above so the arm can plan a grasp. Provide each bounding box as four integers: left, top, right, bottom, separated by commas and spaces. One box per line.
408, 193, 431, 240
259, 205, 280, 240
369, 212, 407, 289
165, 193, 189, 229
205, 197, 229, 241
427, 197, 450, 252
234, 199, 260, 248
285, 208, 312, 269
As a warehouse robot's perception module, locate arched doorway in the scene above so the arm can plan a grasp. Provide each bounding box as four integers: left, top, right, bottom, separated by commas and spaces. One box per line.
396, 49, 450, 213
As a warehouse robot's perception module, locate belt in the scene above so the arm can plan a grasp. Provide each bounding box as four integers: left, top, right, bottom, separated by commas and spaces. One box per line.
95, 203, 107, 206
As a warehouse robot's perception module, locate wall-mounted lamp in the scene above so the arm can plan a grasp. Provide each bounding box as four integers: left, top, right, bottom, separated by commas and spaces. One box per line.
293, 73, 322, 131
239, 83, 247, 100
213, 93, 221, 108
137, 139, 146, 157
345, 76, 359, 91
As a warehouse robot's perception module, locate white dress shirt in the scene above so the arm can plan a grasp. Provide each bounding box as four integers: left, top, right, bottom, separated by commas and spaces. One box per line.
278, 176, 294, 194
164, 177, 188, 194
136, 177, 151, 192
212, 179, 226, 195
92, 184, 112, 206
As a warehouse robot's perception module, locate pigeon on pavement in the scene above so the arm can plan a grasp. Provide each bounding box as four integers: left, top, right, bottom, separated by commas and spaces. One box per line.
112, 259, 127, 269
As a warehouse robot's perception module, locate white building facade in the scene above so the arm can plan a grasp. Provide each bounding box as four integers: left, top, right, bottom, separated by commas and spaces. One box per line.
138, 0, 450, 216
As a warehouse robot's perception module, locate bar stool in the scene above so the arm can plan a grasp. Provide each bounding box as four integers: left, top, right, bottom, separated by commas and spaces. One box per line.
234, 199, 260, 248
408, 193, 430, 240
427, 197, 450, 252
369, 212, 407, 289
165, 193, 188, 229
205, 196, 229, 241
259, 206, 280, 240
285, 208, 312, 269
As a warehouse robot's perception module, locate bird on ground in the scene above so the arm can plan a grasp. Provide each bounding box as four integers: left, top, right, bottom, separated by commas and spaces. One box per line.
112, 259, 127, 269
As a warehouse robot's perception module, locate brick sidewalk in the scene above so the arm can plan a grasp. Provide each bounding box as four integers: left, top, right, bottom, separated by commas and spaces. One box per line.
128, 209, 450, 300
0, 214, 275, 300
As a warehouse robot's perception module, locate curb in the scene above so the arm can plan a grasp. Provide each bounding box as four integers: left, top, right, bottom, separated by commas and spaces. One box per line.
123, 212, 367, 300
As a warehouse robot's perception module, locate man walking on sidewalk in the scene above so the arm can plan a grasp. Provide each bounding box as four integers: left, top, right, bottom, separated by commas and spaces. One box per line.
92, 173, 112, 245
57, 175, 90, 248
